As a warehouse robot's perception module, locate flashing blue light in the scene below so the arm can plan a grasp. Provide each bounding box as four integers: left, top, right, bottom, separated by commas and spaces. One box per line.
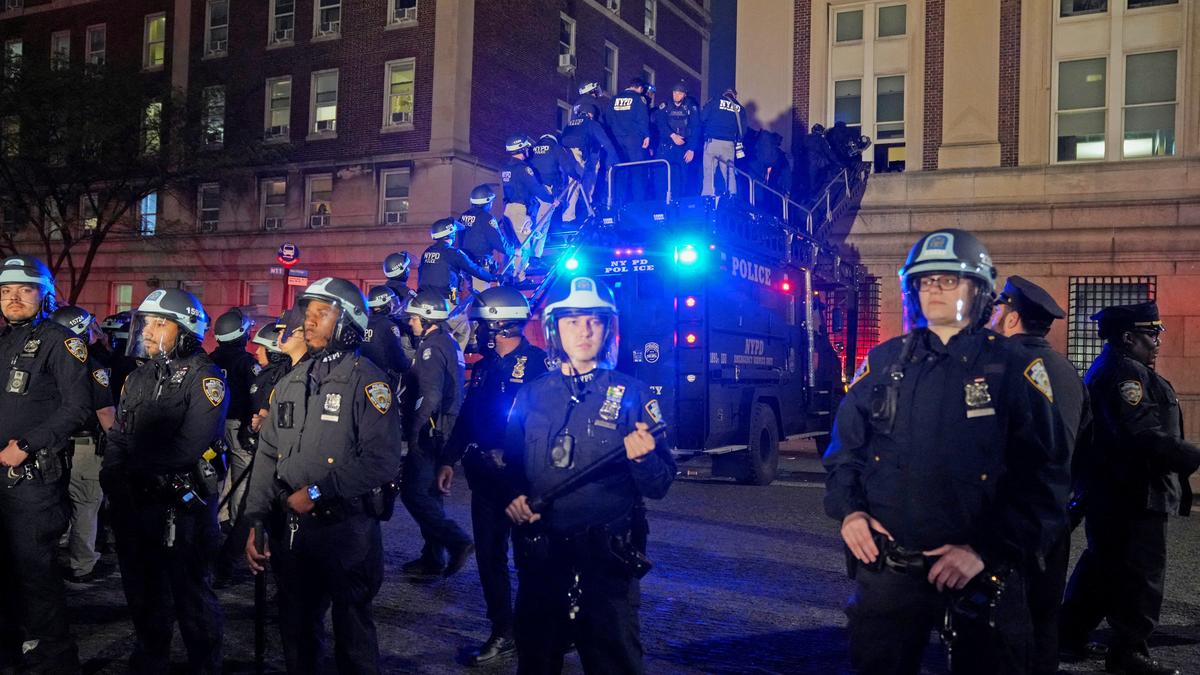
564, 256, 580, 271
677, 245, 699, 266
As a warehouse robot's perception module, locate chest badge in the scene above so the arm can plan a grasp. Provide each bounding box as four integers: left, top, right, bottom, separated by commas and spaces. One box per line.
595, 384, 626, 429
321, 392, 342, 422
170, 366, 190, 385
21, 339, 41, 357
510, 355, 527, 382
964, 377, 995, 418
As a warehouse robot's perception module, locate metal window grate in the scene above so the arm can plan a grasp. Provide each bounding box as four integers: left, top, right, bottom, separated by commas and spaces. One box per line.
1067, 275, 1156, 374
826, 276, 881, 377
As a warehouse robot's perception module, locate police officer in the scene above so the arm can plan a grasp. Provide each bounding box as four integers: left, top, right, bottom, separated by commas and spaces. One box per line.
459, 185, 513, 292
418, 218, 497, 304
99, 311, 139, 391
1058, 302, 1198, 675
383, 251, 416, 304
572, 81, 610, 131
608, 77, 652, 202
399, 290, 474, 578
529, 132, 583, 244
700, 88, 748, 197
50, 306, 117, 585
822, 229, 1070, 675
363, 285, 411, 385
211, 309, 260, 540
244, 278, 402, 674
501, 135, 557, 276
656, 80, 701, 199
248, 317, 294, 434
100, 288, 227, 673
0, 256, 90, 672
504, 276, 675, 675
987, 276, 1091, 675
560, 103, 617, 223
439, 286, 548, 665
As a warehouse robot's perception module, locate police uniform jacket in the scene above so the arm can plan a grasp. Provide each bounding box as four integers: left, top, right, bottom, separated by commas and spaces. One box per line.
608, 89, 650, 144
823, 328, 1071, 566
91, 339, 135, 405
501, 158, 554, 210
401, 328, 465, 443
1014, 334, 1091, 453
211, 342, 260, 426
250, 359, 291, 414
243, 351, 401, 523
417, 241, 495, 299
503, 367, 676, 536
701, 96, 748, 141
1084, 344, 1200, 516
656, 97, 701, 152
561, 116, 617, 161
529, 136, 582, 192
572, 93, 610, 129
0, 318, 92, 457
103, 351, 229, 477
459, 207, 509, 264
361, 313, 410, 385
77, 350, 115, 438
442, 339, 548, 489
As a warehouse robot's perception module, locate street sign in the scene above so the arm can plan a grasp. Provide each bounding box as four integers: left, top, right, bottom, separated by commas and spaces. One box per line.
287, 269, 308, 278
277, 242, 300, 268
286, 275, 308, 287
269, 266, 285, 277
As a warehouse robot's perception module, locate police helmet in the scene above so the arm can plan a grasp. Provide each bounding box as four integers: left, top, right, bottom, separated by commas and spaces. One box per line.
130, 288, 209, 358
405, 289, 451, 321
430, 218, 460, 241
898, 229, 998, 329
214, 308, 254, 343
49, 305, 95, 337
367, 285, 401, 315
469, 184, 496, 206
578, 81, 600, 96
542, 276, 619, 370
100, 311, 132, 339
574, 102, 599, 119
251, 322, 283, 354
672, 80, 688, 94
383, 251, 412, 280
297, 277, 369, 350
470, 285, 532, 322
504, 134, 533, 154
0, 255, 57, 317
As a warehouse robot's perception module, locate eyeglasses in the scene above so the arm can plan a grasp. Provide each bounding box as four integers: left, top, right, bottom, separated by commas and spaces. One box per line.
914, 275, 961, 292
1131, 330, 1162, 345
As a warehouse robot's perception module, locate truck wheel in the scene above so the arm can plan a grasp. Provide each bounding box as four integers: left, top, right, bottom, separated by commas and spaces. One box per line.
739, 403, 779, 486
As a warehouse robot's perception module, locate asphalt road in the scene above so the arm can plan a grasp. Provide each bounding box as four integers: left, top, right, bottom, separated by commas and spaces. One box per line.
68, 454, 1200, 674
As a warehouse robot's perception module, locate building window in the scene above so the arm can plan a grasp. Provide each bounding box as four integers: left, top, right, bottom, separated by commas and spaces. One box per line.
1, 117, 18, 158
877, 5, 906, 37
875, 75, 904, 139
261, 178, 287, 229
557, 99, 571, 131
143, 13, 166, 70
835, 9, 864, 42
310, 70, 338, 136
138, 192, 158, 236
4, 39, 22, 76
205, 0, 229, 57
1055, 57, 1107, 162
265, 76, 291, 140
833, 79, 862, 129
1059, 0, 1107, 17
1127, 0, 1176, 7
558, 13, 576, 73
80, 194, 99, 231
197, 183, 220, 231
389, 0, 417, 25
86, 25, 105, 65
642, 65, 656, 88
269, 0, 295, 45
314, 0, 341, 39
203, 86, 225, 147
380, 169, 410, 225
113, 283, 133, 313
181, 281, 204, 303
142, 101, 162, 155
50, 31, 70, 69
3, 0, 23, 10
246, 281, 271, 310
644, 0, 657, 39
606, 0, 620, 12
604, 42, 619, 95
306, 174, 332, 228
384, 58, 415, 129
1123, 50, 1176, 159
1067, 276, 1155, 373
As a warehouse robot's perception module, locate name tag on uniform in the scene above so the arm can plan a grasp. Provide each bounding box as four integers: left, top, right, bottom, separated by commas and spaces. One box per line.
321, 393, 342, 422
964, 377, 995, 418
595, 385, 626, 429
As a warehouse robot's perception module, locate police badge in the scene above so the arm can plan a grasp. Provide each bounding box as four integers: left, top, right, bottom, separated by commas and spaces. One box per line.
21, 339, 40, 356
964, 377, 995, 418
321, 393, 342, 422
202, 378, 226, 407
595, 385, 626, 430
365, 381, 392, 414
92, 368, 111, 388
511, 355, 527, 382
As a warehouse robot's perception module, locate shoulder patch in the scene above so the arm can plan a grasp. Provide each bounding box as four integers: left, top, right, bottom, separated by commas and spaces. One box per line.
64, 337, 88, 364
644, 398, 664, 425
1119, 380, 1144, 407
524, 166, 534, 176
391, 325, 402, 338
252, 363, 263, 376
848, 356, 870, 389
1023, 358, 1054, 403
422, 348, 432, 361
202, 377, 226, 407
92, 368, 110, 388
365, 381, 392, 414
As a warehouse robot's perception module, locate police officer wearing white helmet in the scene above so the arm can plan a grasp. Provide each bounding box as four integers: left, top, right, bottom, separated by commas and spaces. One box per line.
417, 217, 497, 303
504, 276, 675, 675
398, 289, 474, 578
101, 287, 229, 673
0, 255, 91, 672
243, 277, 402, 673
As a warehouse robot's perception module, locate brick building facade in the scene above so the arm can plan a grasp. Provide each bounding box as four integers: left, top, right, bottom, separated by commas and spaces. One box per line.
0, 0, 709, 342
736, 0, 1200, 436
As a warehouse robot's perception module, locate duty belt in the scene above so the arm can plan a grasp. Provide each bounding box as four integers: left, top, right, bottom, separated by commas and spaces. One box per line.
882, 544, 930, 575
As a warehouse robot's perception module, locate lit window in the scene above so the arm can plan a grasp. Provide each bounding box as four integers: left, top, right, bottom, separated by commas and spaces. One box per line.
384, 59, 415, 128
1067, 276, 1155, 372
380, 170, 410, 224
113, 283, 133, 313
86, 25, 105, 65
644, 0, 657, 39
205, 0, 229, 57
138, 192, 158, 236
389, 0, 417, 25
4, 39, 22, 77
307, 174, 332, 227
314, 0, 341, 38
144, 14, 166, 70
835, 10, 863, 42
1122, 51, 1176, 158
1056, 58, 1107, 161
203, 86, 225, 147
50, 31, 70, 69
265, 76, 291, 140
269, 0, 295, 45
80, 195, 99, 231
311, 70, 338, 135
142, 101, 162, 155
198, 184, 220, 231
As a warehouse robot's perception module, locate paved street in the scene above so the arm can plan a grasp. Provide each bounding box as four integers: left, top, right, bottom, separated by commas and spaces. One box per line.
70, 454, 1200, 674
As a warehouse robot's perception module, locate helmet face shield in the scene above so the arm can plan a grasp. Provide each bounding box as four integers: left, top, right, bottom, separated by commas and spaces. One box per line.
544, 310, 619, 371
127, 313, 183, 359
